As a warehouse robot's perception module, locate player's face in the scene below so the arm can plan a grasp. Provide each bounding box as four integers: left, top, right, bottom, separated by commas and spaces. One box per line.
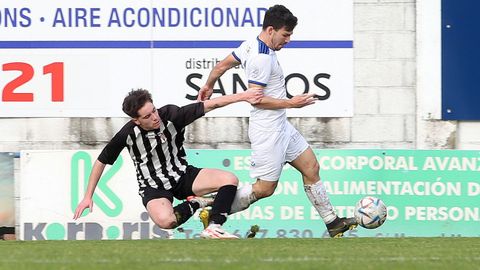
134, 102, 161, 130
271, 26, 293, 51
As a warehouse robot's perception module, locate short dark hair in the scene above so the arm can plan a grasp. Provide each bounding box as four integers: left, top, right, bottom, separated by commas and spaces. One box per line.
262, 5, 297, 31
122, 89, 153, 118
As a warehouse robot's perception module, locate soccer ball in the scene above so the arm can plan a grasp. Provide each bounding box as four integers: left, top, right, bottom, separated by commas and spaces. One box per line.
354, 196, 387, 229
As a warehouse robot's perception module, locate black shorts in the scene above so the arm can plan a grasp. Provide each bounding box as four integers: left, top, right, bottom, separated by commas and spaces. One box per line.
140, 165, 202, 207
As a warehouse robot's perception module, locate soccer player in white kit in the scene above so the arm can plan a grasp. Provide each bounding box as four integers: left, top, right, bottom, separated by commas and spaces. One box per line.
198, 5, 357, 237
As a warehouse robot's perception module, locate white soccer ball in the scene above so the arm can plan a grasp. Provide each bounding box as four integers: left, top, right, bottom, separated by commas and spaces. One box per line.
354, 196, 387, 229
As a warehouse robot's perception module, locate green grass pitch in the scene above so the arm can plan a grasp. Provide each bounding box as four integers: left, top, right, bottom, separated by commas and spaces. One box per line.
1, 238, 479, 270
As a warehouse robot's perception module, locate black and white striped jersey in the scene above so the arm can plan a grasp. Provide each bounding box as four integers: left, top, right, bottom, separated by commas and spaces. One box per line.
98, 102, 204, 191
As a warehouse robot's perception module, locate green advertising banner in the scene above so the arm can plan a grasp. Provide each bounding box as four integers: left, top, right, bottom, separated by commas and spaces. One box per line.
18, 149, 480, 240
178, 149, 480, 238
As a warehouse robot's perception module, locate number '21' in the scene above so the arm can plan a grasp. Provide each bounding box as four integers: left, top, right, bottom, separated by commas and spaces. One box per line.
2, 62, 64, 102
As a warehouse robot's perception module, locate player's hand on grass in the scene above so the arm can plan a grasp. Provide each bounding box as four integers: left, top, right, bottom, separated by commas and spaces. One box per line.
73, 197, 93, 220
243, 87, 264, 105
288, 93, 316, 108
197, 85, 213, 101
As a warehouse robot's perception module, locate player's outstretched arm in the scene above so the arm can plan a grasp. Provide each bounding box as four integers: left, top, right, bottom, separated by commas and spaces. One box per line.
255, 93, 317, 110
203, 88, 263, 113
198, 54, 240, 101
247, 83, 317, 110
73, 160, 106, 219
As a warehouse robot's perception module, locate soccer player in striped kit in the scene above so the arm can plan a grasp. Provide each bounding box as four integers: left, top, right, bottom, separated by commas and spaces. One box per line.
74, 88, 262, 239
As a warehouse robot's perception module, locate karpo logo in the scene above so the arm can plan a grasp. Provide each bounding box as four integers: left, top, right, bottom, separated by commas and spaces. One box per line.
23, 151, 171, 240
70, 151, 123, 217
23, 151, 127, 240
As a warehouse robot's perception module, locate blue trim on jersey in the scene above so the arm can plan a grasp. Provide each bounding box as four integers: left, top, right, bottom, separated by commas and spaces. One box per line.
248, 80, 267, 87
232, 51, 241, 62
256, 37, 270, 54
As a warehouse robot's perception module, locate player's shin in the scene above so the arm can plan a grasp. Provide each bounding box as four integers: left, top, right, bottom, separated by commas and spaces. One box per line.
173, 200, 200, 227
229, 183, 257, 214
304, 180, 337, 224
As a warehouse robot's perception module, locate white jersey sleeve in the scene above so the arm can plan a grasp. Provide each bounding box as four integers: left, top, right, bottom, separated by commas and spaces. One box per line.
232, 40, 272, 87
245, 54, 271, 87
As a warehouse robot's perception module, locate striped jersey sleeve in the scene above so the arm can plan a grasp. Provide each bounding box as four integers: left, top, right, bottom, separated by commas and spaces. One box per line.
98, 121, 134, 165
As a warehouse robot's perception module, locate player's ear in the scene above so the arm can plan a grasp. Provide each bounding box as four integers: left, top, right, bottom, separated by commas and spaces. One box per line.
132, 117, 140, 125
266, 26, 275, 35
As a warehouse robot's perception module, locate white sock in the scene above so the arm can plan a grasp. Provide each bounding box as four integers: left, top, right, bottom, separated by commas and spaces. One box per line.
304, 181, 337, 224
229, 183, 257, 214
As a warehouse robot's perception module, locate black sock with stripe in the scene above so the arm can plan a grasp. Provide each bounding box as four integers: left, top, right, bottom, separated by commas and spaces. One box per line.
173, 200, 200, 227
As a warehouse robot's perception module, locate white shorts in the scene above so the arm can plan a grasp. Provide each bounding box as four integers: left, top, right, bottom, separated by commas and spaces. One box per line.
248, 121, 309, 181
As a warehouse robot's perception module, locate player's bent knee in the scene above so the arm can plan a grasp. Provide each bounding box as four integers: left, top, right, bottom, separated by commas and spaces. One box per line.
253, 180, 277, 199
302, 162, 320, 183
224, 172, 239, 186
155, 218, 177, 229
312, 161, 320, 174
150, 213, 178, 229
304, 161, 319, 176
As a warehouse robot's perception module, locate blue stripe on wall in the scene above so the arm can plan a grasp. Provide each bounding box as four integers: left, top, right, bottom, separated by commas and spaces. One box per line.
0, 40, 353, 49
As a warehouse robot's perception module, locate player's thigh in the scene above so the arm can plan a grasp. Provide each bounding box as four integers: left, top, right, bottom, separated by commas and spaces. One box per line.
192, 168, 238, 196
146, 198, 176, 228
289, 147, 320, 183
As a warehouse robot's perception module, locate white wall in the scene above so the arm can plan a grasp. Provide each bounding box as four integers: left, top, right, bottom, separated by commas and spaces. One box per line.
0, 0, 479, 152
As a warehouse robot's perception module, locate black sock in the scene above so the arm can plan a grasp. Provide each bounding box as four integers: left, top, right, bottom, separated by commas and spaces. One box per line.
173, 200, 200, 227
209, 185, 237, 225
326, 216, 341, 229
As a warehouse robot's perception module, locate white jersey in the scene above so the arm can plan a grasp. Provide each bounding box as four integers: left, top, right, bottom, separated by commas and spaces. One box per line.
232, 37, 287, 131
